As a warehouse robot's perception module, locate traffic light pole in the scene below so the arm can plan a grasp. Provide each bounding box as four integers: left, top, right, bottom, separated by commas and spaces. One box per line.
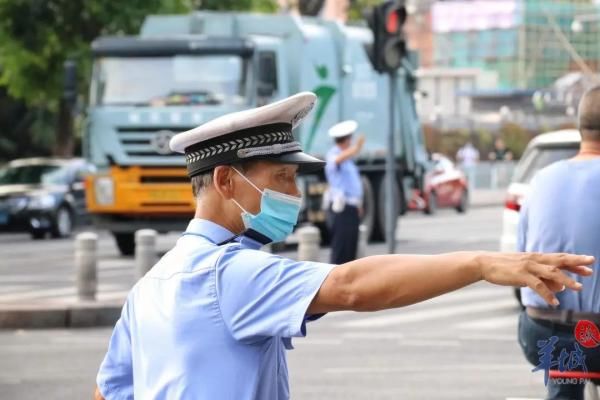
364, 0, 406, 253
385, 71, 397, 254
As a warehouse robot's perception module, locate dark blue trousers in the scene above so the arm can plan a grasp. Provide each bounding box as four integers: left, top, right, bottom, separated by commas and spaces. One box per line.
518, 310, 600, 400
327, 205, 359, 264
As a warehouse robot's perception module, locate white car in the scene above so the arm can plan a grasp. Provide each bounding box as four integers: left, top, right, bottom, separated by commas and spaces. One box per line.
500, 129, 581, 304
500, 129, 581, 253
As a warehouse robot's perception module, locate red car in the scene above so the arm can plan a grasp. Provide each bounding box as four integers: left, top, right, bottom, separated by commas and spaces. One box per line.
407, 153, 469, 214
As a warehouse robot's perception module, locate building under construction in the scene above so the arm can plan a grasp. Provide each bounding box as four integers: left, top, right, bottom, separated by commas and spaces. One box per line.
431, 0, 600, 89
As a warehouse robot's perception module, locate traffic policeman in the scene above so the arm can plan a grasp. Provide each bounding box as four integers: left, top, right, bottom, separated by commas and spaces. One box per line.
95, 92, 594, 400
325, 120, 365, 264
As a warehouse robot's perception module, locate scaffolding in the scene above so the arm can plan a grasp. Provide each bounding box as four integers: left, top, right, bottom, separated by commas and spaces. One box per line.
432, 0, 600, 89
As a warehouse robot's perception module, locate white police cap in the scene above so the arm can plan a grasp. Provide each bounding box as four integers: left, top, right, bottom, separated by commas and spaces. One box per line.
328, 120, 358, 138
169, 92, 325, 177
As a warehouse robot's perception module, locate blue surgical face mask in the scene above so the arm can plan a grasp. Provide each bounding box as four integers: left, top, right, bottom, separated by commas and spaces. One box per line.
231, 167, 302, 243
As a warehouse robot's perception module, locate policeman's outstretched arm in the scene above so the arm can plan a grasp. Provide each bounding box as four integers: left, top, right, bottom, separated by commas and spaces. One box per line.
94, 386, 104, 400
308, 252, 594, 314
334, 135, 365, 164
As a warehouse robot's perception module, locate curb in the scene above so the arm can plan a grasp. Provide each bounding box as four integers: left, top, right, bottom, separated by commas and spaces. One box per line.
0, 300, 124, 330
470, 201, 503, 209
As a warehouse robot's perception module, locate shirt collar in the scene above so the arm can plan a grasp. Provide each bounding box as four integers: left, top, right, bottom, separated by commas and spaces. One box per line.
184, 219, 235, 245
237, 235, 263, 250
184, 219, 264, 250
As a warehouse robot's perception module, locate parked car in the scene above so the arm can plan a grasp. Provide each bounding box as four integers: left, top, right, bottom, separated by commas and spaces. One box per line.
0, 158, 95, 239
407, 153, 469, 215
499, 129, 580, 304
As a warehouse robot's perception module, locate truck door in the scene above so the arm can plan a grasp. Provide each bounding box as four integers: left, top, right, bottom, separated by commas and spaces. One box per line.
340, 38, 387, 157
296, 29, 340, 157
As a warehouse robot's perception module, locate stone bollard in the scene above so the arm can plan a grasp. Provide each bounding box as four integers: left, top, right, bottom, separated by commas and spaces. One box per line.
135, 229, 158, 281
75, 232, 98, 301
297, 225, 321, 262
357, 224, 368, 259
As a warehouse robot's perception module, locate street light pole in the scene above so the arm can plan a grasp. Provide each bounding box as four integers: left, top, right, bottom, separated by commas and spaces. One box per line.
385, 70, 397, 254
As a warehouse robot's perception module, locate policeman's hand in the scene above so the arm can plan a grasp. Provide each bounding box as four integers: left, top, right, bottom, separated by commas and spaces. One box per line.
354, 135, 366, 152
478, 252, 594, 306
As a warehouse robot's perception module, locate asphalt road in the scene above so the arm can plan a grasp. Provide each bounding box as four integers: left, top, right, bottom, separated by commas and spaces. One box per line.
0, 207, 554, 400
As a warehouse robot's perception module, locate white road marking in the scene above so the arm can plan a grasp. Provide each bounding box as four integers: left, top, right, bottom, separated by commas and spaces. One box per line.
454, 313, 518, 330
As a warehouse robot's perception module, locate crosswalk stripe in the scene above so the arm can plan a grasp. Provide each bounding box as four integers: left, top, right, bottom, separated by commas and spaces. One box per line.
0, 283, 127, 303
458, 333, 517, 342
454, 313, 518, 331
57, 290, 129, 304
505, 398, 543, 400
0, 284, 37, 295
0, 271, 131, 285
323, 363, 530, 374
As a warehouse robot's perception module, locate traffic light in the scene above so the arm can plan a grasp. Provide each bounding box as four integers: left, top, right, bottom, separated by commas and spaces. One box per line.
364, 1, 407, 73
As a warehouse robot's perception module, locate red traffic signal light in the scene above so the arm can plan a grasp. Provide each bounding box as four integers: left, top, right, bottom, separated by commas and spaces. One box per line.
385, 6, 406, 34
386, 11, 398, 34
364, 0, 407, 73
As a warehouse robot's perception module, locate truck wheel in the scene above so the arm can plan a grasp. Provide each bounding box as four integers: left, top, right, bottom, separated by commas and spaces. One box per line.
399, 185, 408, 216
513, 287, 524, 309
113, 232, 135, 256
315, 222, 330, 246
424, 192, 437, 215
360, 175, 375, 242
456, 190, 469, 213
373, 174, 400, 242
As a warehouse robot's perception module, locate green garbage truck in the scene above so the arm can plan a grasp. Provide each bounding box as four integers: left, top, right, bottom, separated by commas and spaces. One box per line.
84, 10, 428, 255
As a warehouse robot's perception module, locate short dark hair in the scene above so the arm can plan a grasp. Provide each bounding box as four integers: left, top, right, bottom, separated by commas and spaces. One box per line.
578, 86, 600, 141
335, 135, 352, 145
191, 171, 214, 198
190, 161, 256, 198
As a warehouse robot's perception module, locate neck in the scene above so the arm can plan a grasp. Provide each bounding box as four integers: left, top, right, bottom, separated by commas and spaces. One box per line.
194, 191, 245, 235
575, 141, 600, 160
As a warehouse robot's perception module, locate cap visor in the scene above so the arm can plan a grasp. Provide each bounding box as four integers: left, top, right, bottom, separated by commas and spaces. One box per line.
257, 151, 325, 174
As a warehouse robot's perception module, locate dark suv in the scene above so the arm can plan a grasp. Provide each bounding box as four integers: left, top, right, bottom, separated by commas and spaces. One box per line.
0, 158, 95, 239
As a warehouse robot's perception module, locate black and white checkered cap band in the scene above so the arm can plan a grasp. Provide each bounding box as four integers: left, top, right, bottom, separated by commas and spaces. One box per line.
184, 123, 297, 177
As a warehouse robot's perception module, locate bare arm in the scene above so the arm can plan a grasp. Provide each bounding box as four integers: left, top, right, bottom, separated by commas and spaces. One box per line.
334, 136, 365, 165
94, 387, 105, 400
308, 252, 594, 314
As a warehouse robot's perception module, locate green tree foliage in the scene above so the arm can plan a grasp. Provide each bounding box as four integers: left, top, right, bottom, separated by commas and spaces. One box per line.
348, 0, 381, 21
0, 0, 276, 160
498, 122, 535, 159
0, 0, 191, 109
194, 0, 277, 12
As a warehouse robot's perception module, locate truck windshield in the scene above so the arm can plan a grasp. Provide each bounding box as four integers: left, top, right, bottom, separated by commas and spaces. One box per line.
92, 55, 250, 107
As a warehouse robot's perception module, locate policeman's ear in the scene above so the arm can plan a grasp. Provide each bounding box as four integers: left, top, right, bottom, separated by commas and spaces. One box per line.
212, 165, 235, 200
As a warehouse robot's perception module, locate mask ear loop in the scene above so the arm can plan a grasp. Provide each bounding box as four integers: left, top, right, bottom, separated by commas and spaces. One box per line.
230, 167, 260, 214
231, 166, 264, 194
231, 197, 248, 213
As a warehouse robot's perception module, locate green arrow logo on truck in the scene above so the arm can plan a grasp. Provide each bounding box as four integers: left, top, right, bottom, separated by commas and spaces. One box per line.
304, 64, 336, 152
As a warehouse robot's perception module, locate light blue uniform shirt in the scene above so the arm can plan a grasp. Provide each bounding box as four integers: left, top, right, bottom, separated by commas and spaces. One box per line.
96, 219, 335, 399
325, 146, 363, 203
518, 159, 600, 312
